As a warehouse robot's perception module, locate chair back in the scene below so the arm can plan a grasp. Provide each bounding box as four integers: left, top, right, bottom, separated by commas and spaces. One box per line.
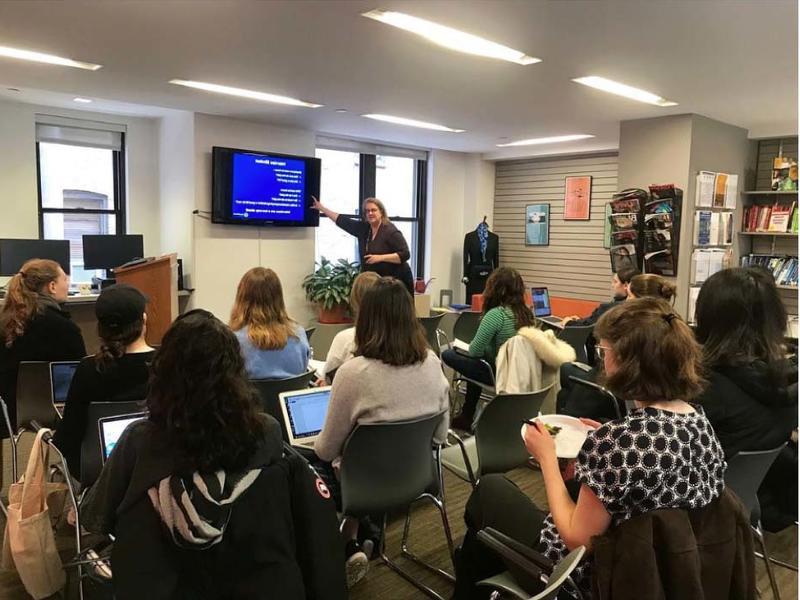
558, 325, 593, 364
80, 400, 144, 487
567, 375, 625, 420
250, 369, 317, 441
453, 311, 482, 345
724, 444, 785, 523
418, 312, 446, 356
305, 327, 316, 343
474, 386, 552, 477
339, 411, 445, 516
16, 361, 58, 430
532, 545, 586, 600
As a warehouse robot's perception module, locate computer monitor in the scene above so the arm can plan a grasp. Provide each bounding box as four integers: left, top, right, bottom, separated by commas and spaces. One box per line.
82, 234, 144, 270
531, 287, 552, 318
98, 413, 145, 462
0, 239, 71, 276
50, 361, 79, 404
278, 387, 332, 447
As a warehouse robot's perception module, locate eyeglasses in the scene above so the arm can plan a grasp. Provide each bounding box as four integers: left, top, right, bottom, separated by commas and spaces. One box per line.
594, 345, 612, 362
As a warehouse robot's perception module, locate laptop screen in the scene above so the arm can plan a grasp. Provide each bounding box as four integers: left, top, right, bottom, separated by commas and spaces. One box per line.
99, 414, 144, 462
284, 389, 331, 439
50, 362, 79, 404
531, 287, 552, 318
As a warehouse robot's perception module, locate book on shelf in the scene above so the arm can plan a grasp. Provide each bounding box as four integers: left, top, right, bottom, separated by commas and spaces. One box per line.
768, 202, 795, 232
792, 207, 798, 233
741, 203, 798, 233
740, 254, 798, 287
694, 211, 733, 245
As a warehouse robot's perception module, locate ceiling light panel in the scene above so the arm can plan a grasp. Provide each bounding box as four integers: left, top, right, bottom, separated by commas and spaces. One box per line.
496, 134, 594, 147
0, 45, 102, 70
169, 79, 322, 108
362, 113, 465, 132
572, 76, 678, 107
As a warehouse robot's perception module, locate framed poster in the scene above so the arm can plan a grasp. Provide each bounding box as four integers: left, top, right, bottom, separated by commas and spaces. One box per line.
525, 203, 550, 246
564, 175, 592, 220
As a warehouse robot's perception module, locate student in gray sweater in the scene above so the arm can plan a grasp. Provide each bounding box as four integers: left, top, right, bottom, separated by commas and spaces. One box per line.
314, 277, 450, 587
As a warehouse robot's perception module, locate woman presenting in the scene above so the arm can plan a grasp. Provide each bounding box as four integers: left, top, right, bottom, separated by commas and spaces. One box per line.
312, 196, 414, 295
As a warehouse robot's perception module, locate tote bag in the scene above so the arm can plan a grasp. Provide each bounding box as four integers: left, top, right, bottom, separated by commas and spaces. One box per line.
2, 428, 68, 598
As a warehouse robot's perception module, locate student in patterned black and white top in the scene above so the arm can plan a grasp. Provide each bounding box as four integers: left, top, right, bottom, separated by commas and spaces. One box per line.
452, 298, 727, 599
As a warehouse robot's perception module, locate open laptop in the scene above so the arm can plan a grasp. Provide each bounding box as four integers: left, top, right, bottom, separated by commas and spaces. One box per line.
50, 361, 79, 413
278, 386, 332, 449
98, 413, 146, 463
531, 287, 564, 328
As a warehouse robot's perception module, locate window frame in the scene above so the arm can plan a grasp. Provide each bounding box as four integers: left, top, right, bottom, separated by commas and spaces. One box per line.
35, 133, 127, 239
316, 147, 428, 278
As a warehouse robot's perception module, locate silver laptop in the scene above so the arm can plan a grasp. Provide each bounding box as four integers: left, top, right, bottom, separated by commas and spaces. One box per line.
531, 287, 564, 328
98, 413, 146, 463
278, 386, 332, 448
50, 361, 79, 414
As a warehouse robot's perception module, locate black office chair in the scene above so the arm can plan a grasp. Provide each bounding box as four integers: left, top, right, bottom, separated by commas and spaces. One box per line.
250, 369, 317, 442
725, 444, 788, 600
567, 375, 625, 420
476, 527, 586, 600
79, 400, 145, 489
442, 386, 553, 486
10, 361, 57, 481
339, 411, 454, 599
418, 312, 447, 357
557, 325, 593, 365
453, 311, 482, 345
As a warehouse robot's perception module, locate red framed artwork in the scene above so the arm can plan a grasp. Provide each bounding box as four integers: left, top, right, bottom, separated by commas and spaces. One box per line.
564, 175, 592, 220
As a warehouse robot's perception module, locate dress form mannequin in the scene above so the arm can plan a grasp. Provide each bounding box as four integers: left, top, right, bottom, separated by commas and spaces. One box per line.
462, 217, 499, 302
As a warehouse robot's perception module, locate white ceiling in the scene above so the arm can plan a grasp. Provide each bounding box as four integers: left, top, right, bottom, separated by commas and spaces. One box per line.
0, 0, 795, 159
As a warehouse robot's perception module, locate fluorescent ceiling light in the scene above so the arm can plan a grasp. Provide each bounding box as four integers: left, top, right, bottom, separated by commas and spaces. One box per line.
572, 76, 678, 107
169, 79, 322, 108
0, 45, 102, 70
73, 97, 92, 103
362, 10, 540, 66
362, 113, 464, 132
496, 134, 595, 147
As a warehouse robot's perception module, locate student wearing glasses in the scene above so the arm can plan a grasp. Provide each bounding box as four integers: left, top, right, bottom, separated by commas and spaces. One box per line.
312, 196, 414, 295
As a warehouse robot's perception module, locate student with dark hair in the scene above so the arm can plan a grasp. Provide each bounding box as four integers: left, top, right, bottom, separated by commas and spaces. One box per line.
230, 267, 310, 380
627, 273, 677, 303
315, 277, 450, 586
454, 298, 726, 599
81, 309, 347, 599
0, 259, 85, 430
442, 267, 536, 430
561, 266, 638, 327
696, 266, 797, 530
53, 284, 154, 479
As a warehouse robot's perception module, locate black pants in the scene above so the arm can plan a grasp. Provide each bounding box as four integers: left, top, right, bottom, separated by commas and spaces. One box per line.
441, 349, 494, 425
454, 474, 547, 600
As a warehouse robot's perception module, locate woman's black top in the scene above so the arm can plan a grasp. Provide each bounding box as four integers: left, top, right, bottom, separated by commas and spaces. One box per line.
53, 350, 155, 479
334, 215, 414, 293
0, 301, 86, 431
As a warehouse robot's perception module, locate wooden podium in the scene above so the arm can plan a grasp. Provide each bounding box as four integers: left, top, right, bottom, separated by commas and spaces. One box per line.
114, 254, 178, 345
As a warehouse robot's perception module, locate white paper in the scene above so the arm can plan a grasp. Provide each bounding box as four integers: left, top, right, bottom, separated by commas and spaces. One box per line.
453, 338, 470, 352
724, 174, 738, 209
691, 250, 711, 284
688, 287, 701, 324
308, 359, 326, 379
696, 171, 715, 207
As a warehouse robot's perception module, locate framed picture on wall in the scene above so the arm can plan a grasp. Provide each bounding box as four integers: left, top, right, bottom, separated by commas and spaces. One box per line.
525, 203, 550, 246
564, 175, 592, 220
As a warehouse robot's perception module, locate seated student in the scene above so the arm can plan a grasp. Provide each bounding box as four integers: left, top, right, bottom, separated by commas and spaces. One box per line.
315, 277, 450, 586
560, 266, 638, 327
53, 284, 154, 480
626, 272, 676, 302
442, 267, 535, 430
81, 309, 347, 600
0, 259, 86, 430
230, 267, 310, 379
322, 271, 380, 382
696, 267, 797, 530
454, 298, 726, 599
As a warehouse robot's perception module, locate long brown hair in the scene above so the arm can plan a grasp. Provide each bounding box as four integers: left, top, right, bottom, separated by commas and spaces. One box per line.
628, 274, 677, 303
0, 259, 62, 347
483, 267, 535, 329
95, 318, 145, 371
363, 197, 390, 224
349, 271, 381, 318
595, 298, 705, 403
229, 267, 296, 350
354, 277, 429, 366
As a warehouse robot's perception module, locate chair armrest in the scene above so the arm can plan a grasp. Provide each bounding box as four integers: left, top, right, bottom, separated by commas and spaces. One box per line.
478, 358, 496, 387
437, 329, 452, 352
446, 429, 477, 483
479, 527, 554, 572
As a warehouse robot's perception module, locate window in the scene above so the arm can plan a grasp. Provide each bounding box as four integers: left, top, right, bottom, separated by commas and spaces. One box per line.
314, 144, 427, 277
36, 121, 126, 282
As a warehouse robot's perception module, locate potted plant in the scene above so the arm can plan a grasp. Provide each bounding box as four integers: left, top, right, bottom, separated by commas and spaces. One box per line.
302, 257, 361, 324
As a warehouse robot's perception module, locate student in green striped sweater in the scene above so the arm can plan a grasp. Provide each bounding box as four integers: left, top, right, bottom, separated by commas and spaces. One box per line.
443, 267, 536, 430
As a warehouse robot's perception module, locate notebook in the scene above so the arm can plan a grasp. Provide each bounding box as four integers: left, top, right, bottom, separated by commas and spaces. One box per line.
279, 387, 332, 448
50, 361, 79, 406
530, 287, 563, 328
98, 413, 145, 463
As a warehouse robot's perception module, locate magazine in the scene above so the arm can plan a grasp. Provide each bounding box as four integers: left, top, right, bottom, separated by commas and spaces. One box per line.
610, 244, 638, 272
609, 213, 638, 231
644, 249, 676, 277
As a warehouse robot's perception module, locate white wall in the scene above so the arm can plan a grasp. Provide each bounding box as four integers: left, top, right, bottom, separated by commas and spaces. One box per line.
0, 99, 161, 269
191, 113, 317, 323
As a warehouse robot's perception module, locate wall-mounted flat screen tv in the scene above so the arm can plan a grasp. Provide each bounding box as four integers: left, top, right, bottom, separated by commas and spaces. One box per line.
211, 146, 321, 227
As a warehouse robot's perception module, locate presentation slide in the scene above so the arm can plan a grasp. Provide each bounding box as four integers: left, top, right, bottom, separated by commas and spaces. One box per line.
231, 152, 306, 221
